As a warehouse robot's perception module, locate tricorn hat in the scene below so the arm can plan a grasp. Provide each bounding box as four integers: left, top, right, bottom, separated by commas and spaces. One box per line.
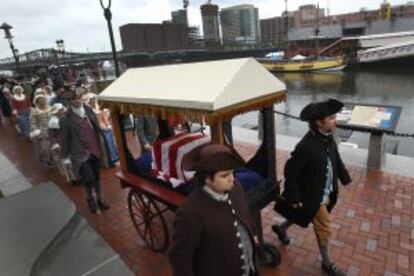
182, 143, 245, 173
300, 98, 344, 121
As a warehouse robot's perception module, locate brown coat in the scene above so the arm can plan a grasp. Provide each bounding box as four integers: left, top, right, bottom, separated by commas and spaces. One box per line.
169, 182, 260, 276
59, 105, 109, 176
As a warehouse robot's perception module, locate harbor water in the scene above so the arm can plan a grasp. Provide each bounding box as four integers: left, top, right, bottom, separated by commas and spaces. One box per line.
233, 69, 414, 158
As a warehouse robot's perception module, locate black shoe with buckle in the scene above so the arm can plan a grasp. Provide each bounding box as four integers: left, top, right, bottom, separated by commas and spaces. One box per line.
271, 224, 291, 245
87, 199, 98, 213
97, 199, 110, 211
322, 262, 346, 276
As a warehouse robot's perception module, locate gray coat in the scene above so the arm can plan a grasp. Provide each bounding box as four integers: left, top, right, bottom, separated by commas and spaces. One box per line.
59, 105, 105, 177
136, 116, 158, 152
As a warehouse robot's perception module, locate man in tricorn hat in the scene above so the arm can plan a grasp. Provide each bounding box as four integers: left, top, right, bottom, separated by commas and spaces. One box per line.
59, 86, 110, 213
169, 143, 260, 276
273, 99, 352, 276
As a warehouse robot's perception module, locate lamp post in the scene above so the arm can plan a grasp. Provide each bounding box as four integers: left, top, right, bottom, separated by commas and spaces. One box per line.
55, 39, 65, 65
0, 22, 21, 75
284, 0, 289, 49
99, 0, 120, 77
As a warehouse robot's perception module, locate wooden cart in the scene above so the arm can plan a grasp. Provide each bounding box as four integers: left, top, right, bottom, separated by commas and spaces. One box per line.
99, 58, 287, 266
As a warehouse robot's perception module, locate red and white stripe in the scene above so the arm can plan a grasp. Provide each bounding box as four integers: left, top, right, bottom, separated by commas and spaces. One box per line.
151, 133, 210, 187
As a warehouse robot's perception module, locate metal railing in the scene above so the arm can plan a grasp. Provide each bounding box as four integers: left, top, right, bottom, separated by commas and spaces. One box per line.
274, 110, 414, 138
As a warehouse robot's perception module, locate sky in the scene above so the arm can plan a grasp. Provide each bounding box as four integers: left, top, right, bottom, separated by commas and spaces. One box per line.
0, 0, 410, 58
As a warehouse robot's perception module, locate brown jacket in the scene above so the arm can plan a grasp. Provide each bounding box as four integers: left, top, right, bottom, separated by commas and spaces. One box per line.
59, 105, 108, 176
169, 182, 260, 276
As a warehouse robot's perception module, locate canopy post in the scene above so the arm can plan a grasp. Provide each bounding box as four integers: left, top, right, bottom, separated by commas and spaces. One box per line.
262, 106, 277, 183
111, 109, 128, 173
210, 120, 225, 145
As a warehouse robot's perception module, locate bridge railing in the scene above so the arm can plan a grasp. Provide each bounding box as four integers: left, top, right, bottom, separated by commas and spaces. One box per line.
358, 42, 414, 62
0, 48, 116, 68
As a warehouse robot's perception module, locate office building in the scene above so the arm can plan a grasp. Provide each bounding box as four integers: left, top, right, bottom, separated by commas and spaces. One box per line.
260, 15, 294, 47
201, 3, 221, 44
119, 23, 189, 52
220, 4, 260, 45
172, 9, 188, 26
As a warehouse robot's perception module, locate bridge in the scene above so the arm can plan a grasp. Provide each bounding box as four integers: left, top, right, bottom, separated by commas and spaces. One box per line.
0, 47, 279, 72
357, 39, 414, 66
0, 48, 152, 71
320, 30, 414, 58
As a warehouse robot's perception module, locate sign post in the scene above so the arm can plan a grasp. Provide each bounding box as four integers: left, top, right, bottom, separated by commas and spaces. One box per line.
336, 103, 402, 170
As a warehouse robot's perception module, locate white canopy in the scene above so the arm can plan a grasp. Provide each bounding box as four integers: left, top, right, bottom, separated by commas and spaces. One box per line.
290, 54, 307, 61
265, 51, 285, 59
99, 58, 286, 113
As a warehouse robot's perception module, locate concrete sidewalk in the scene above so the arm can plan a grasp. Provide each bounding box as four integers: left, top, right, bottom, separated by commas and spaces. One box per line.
0, 152, 31, 197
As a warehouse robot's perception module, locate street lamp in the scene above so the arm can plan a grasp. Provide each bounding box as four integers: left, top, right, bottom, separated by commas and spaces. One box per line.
55, 39, 65, 65
0, 22, 20, 75
99, 0, 120, 77
56, 39, 65, 52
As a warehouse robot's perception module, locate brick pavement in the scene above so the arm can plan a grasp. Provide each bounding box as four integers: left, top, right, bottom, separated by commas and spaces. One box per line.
1, 119, 414, 276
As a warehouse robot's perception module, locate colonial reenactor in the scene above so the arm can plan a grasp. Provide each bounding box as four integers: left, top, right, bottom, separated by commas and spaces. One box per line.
59, 87, 110, 213
169, 143, 260, 276
273, 99, 352, 276
136, 115, 159, 153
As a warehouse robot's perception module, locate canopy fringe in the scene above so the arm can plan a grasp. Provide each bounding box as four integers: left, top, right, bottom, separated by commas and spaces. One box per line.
101, 91, 287, 124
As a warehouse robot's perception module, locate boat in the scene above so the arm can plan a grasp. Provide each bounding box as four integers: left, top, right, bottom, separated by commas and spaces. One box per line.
257, 2, 347, 73
277, 71, 345, 88
257, 56, 347, 73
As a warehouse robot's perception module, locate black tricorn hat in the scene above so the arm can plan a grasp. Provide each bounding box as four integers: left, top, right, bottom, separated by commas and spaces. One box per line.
182, 143, 245, 173
300, 98, 344, 121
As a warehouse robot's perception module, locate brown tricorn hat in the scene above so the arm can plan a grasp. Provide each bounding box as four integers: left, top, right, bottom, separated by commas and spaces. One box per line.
182, 143, 245, 173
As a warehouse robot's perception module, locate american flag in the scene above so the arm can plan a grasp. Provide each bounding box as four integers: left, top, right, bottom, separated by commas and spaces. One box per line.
151, 132, 210, 187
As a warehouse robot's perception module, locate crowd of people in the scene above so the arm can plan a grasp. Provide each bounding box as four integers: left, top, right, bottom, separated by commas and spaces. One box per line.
0, 72, 119, 213
1, 69, 351, 275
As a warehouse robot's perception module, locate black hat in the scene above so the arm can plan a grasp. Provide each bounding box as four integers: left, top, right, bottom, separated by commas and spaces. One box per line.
182, 143, 245, 173
300, 98, 344, 121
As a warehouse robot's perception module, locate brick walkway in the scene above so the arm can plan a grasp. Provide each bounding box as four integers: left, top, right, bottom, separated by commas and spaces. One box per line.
1, 119, 414, 276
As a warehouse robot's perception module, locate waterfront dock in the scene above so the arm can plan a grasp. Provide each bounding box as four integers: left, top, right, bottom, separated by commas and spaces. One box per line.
1, 119, 413, 276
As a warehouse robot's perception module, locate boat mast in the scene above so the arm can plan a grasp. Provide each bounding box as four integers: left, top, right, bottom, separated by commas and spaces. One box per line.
314, 2, 320, 58
284, 0, 289, 54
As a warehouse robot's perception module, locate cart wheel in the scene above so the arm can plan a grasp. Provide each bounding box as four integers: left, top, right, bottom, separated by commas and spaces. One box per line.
128, 189, 169, 252
260, 243, 281, 267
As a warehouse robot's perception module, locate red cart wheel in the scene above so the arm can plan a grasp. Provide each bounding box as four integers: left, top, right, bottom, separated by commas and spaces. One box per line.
128, 188, 170, 252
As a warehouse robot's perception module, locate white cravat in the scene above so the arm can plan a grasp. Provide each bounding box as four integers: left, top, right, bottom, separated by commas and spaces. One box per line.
203, 185, 229, 202
72, 105, 86, 118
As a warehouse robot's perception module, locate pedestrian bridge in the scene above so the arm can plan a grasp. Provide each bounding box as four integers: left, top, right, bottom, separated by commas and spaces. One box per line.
320, 30, 414, 59
0, 48, 143, 71
0, 47, 278, 72
357, 39, 414, 64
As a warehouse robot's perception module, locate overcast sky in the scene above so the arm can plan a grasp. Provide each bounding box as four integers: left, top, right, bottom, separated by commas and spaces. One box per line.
0, 0, 409, 58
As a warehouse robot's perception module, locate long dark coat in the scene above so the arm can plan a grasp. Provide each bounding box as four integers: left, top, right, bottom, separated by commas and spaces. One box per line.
169, 182, 260, 276
59, 105, 112, 177
0, 87, 12, 117
275, 130, 351, 227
